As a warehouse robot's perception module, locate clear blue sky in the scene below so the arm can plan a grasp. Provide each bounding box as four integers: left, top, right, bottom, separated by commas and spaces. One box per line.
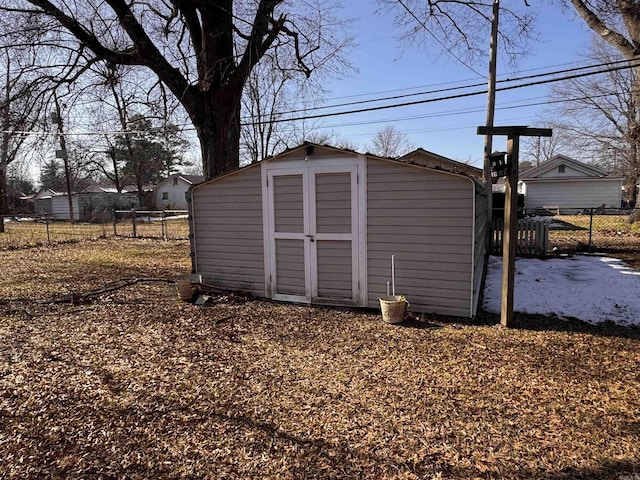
312, 2, 593, 167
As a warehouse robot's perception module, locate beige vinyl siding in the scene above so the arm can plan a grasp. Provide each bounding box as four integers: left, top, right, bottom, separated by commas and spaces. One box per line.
275, 239, 305, 295
315, 172, 351, 234
192, 166, 264, 295
316, 240, 352, 299
472, 186, 488, 315
524, 179, 622, 210
274, 175, 304, 233
366, 159, 474, 317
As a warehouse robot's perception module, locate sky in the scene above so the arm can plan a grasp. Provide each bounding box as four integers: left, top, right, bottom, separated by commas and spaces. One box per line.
16, 2, 600, 184
483, 254, 640, 326
310, 1, 595, 168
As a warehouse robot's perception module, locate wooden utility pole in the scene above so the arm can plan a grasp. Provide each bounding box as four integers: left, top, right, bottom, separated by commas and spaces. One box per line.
477, 126, 552, 327
483, 0, 500, 219
53, 92, 74, 223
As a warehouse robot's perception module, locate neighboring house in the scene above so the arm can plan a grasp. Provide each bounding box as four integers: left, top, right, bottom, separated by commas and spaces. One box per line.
77, 185, 140, 221
31, 188, 60, 217
155, 174, 204, 210
399, 148, 483, 179
51, 193, 81, 220
31, 185, 140, 221
520, 155, 624, 213
189, 143, 488, 318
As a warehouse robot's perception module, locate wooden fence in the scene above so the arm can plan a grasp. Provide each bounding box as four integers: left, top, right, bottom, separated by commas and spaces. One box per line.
491, 217, 549, 256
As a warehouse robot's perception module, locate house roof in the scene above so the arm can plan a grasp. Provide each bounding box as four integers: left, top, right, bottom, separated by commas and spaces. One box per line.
180, 175, 205, 184
520, 155, 613, 180
155, 174, 205, 189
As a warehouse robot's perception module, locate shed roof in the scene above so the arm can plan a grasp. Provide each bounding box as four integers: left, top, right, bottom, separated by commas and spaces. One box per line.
192, 142, 487, 193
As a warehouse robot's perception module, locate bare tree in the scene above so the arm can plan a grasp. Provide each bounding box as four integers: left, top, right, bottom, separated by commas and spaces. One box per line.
2, 1, 353, 180
0, 48, 46, 231
376, 0, 535, 67
520, 121, 575, 166
239, 25, 352, 165
369, 125, 413, 158
240, 60, 295, 164
562, 1, 640, 206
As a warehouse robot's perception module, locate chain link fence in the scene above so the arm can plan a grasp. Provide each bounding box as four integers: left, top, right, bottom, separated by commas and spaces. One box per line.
1, 210, 189, 250
112, 210, 189, 240
492, 207, 640, 255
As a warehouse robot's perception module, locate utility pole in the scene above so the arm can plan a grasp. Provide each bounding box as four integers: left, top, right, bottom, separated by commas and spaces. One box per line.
483, 0, 500, 221
53, 92, 74, 223
477, 126, 552, 327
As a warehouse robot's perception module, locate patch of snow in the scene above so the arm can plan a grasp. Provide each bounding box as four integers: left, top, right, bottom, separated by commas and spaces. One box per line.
483, 255, 640, 326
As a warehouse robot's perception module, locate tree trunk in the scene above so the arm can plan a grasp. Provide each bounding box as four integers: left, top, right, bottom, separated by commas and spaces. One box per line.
196, 93, 241, 179
0, 164, 6, 233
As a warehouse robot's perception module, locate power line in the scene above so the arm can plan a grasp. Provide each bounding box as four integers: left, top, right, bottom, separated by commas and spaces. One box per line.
292, 58, 606, 106
252, 56, 640, 118
4, 57, 640, 137
241, 58, 640, 126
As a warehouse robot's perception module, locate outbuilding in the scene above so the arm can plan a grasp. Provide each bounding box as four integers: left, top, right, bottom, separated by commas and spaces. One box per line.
189, 144, 487, 318
520, 155, 623, 213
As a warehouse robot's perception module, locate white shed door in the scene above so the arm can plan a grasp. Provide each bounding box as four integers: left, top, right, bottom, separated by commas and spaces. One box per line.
266, 165, 360, 305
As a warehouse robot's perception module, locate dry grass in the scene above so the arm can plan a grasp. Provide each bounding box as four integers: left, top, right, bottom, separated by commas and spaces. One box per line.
547, 214, 640, 253
1, 239, 640, 479
0, 218, 189, 250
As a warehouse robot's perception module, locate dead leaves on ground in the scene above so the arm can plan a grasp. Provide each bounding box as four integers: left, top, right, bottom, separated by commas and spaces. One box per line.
0, 239, 639, 479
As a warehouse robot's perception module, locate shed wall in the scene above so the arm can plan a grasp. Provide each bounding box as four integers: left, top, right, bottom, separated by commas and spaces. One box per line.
472, 187, 488, 316
366, 159, 474, 317
191, 166, 265, 296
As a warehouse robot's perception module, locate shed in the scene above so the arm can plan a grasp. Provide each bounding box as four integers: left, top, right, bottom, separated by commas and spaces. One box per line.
520, 155, 623, 213
190, 144, 488, 318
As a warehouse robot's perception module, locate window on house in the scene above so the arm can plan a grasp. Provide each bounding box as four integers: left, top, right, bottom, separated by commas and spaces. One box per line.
558, 165, 566, 173
162, 192, 169, 200
173, 178, 179, 185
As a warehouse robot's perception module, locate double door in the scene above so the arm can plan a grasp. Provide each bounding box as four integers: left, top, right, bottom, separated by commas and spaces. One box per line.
265, 164, 362, 305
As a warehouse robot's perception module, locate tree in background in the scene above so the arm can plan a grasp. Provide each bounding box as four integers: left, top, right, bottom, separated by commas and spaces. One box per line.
547, 39, 640, 200
240, 28, 353, 165
38, 143, 95, 193
377, 0, 534, 66
555, 1, 640, 206
0, 48, 46, 230
3, 1, 353, 179
115, 114, 187, 205
82, 62, 190, 191
369, 125, 413, 158
520, 121, 575, 167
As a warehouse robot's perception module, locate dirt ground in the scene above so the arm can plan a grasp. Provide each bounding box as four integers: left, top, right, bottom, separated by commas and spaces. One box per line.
1, 238, 639, 479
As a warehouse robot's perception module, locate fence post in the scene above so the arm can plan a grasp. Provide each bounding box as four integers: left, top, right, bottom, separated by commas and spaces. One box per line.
112, 209, 117, 237
162, 210, 167, 241
45, 213, 50, 243
131, 209, 137, 238
588, 207, 594, 252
